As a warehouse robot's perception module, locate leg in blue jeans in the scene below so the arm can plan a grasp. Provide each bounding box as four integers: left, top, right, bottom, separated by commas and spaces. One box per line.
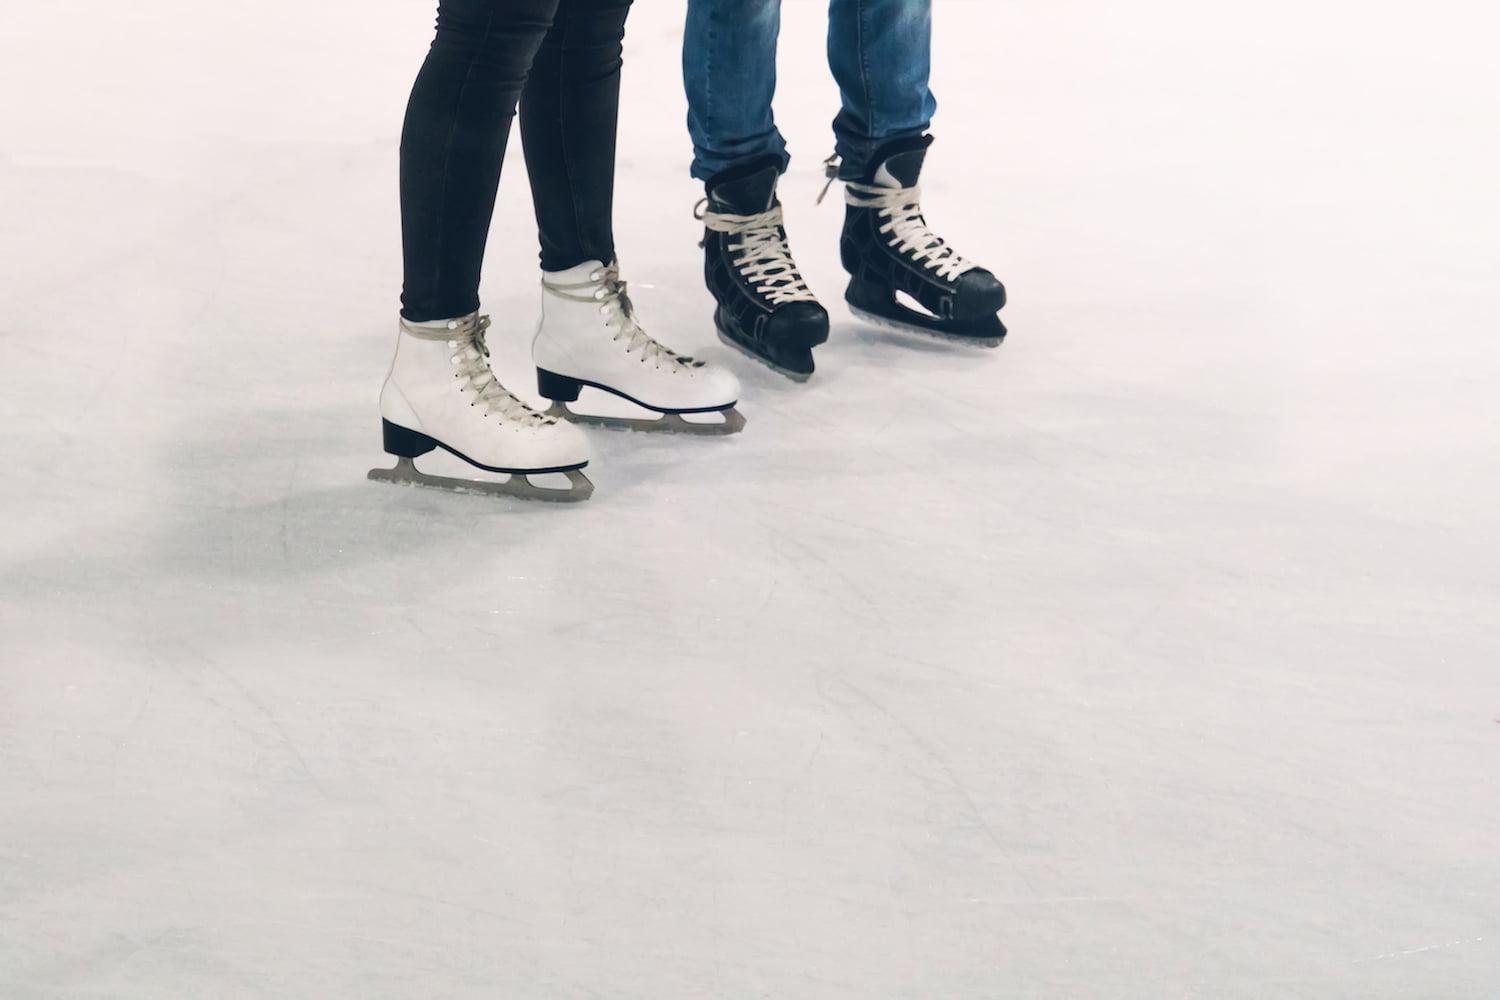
683, 0, 787, 181
681, 0, 934, 182
827, 0, 935, 180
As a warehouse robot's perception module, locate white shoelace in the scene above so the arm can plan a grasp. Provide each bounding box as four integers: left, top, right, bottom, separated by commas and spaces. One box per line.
428, 316, 554, 426
845, 182, 977, 283
698, 203, 819, 306
544, 263, 704, 370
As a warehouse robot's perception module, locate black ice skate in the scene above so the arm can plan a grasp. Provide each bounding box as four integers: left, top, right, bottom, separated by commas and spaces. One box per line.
838, 135, 1007, 347
697, 158, 830, 381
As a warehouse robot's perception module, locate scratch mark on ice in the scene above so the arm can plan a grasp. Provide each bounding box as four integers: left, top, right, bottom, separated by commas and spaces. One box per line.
1353, 937, 1485, 963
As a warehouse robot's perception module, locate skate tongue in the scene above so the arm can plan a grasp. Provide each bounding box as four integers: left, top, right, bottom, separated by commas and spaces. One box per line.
708, 163, 780, 215
869, 134, 933, 188
544, 259, 608, 285
874, 147, 927, 189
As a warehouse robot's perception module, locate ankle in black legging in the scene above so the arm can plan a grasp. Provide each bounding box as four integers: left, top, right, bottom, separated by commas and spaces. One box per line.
399, 0, 632, 322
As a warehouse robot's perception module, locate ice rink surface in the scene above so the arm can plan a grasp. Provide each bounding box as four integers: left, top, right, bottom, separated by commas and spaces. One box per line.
3, 1, 1499, 997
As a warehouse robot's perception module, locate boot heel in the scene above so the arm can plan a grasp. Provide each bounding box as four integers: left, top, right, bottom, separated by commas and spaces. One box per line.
845, 277, 889, 311
536, 368, 583, 402
382, 419, 437, 458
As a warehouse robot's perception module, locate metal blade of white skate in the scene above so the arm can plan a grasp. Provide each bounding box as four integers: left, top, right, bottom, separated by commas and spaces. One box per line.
367, 457, 593, 502
848, 305, 1004, 349
544, 401, 746, 436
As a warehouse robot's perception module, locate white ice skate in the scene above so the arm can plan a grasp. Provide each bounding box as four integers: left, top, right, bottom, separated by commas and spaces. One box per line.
369, 312, 594, 502
533, 260, 745, 434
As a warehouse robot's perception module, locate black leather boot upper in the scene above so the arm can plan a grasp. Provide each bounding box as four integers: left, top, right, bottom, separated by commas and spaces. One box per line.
841, 134, 1006, 321
702, 159, 830, 366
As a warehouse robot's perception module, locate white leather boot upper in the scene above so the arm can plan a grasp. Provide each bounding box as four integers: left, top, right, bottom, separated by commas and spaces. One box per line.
381, 313, 591, 472
533, 260, 740, 412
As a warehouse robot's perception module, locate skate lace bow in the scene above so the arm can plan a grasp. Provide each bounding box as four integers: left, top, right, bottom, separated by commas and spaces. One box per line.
451, 316, 553, 426
845, 182, 976, 282
696, 201, 818, 306
544, 264, 704, 369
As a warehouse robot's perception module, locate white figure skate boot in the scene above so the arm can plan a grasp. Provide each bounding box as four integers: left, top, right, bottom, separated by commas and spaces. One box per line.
370, 312, 594, 501
532, 260, 745, 434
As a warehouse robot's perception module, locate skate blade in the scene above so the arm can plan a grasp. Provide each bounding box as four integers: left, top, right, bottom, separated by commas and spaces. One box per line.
544, 401, 746, 436
367, 457, 593, 503
849, 305, 1005, 349
715, 329, 813, 383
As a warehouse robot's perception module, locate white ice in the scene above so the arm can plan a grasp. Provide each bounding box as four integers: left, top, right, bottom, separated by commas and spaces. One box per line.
2, 1, 1499, 997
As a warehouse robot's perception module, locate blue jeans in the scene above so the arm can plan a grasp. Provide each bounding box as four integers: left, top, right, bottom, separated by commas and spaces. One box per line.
683, 0, 935, 182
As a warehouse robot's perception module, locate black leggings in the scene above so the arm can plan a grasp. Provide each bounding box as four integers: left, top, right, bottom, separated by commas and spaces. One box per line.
400, 0, 632, 321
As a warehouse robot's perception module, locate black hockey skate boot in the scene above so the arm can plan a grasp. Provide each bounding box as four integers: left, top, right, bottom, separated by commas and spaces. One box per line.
698, 158, 830, 381
839, 135, 1007, 346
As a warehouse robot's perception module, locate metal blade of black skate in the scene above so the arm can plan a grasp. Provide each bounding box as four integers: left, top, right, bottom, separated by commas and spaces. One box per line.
848, 304, 1006, 348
